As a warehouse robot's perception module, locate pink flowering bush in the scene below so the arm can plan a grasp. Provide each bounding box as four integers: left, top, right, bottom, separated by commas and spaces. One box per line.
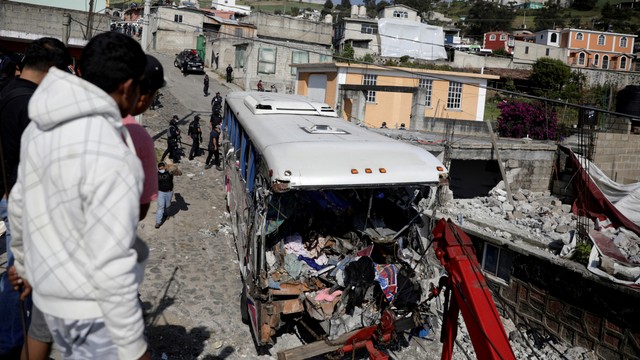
496, 100, 558, 140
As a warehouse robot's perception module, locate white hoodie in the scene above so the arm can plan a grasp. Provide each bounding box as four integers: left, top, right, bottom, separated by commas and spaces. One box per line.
9, 68, 146, 359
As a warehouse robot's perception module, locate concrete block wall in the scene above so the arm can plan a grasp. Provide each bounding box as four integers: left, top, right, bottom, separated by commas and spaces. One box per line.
244, 12, 332, 46
416, 117, 490, 137
593, 132, 640, 184
0, 2, 110, 43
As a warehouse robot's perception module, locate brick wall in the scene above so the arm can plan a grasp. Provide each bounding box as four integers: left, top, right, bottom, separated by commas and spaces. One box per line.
485, 251, 640, 359
593, 133, 640, 184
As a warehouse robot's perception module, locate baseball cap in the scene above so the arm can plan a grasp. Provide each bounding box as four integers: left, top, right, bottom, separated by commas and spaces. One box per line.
141, 54, 166, 94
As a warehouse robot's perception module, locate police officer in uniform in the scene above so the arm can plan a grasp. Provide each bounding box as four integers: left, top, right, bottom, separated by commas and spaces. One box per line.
188, 115, 203, 160
161, 115, 182, 163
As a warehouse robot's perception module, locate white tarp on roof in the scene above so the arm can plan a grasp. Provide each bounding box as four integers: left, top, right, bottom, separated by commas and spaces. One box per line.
377, 18, 447, 61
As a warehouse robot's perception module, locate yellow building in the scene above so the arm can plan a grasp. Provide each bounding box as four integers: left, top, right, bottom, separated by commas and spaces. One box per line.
294, 62, 499, 129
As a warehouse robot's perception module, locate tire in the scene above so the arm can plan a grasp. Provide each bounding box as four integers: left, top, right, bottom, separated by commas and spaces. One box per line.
240, 285, 250, 324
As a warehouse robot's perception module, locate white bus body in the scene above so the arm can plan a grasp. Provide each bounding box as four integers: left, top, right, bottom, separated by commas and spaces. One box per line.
221, 92, 448, 352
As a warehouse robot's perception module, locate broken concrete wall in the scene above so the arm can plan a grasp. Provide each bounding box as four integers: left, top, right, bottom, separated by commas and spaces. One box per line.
415, 117, 494, 137
592, 133, 640, 185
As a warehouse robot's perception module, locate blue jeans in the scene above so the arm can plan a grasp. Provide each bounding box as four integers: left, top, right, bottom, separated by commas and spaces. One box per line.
156, 191, 173, 225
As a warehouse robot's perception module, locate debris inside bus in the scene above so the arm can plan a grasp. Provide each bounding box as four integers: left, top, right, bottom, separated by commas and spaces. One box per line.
256, 185, 440, 345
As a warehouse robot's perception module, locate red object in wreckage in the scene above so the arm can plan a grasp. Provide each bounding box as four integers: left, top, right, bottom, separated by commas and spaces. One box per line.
432, 218, 516, 360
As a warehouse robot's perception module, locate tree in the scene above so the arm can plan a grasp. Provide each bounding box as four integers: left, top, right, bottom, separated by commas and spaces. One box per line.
336, 0, 351, 11
534, 4, 566, 31
337, 43, 354, 60
497, 101, 559, 140
465, 1, 515, 38
571, 0, 597, 11
321, 0, 334, 18
529, 57, 571, 98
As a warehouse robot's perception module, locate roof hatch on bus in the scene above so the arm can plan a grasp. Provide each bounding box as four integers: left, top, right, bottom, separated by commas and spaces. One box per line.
243, 93, 338, 117
301, 125, 350, 135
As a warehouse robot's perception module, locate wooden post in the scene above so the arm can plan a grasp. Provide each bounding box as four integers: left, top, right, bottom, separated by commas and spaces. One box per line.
486, 121, 515, 208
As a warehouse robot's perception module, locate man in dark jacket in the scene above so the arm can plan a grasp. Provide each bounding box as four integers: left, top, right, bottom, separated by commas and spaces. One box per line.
203, 74, 209, 96
187, 115, 203, 160
225, 64, 233, 83
205, 123, 221, 170
160, 115, 182, 163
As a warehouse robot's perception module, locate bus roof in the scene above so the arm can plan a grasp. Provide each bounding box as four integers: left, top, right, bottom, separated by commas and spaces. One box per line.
225, 92, 447, 189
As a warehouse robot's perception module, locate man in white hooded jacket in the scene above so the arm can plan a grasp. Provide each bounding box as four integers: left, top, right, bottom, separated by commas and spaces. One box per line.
9, 32, 150, 360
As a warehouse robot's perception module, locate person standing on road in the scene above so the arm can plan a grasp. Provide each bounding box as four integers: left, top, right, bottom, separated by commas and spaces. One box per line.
188, 115, 203, 160
257, 79, 263, 92
225, 64, 233, 83
203, 74, 209, 96
161, 115, 182, 163
214, 52, 219, 69
205, 123, 221, 170
8, 31, 150, 360
155, 162, 182, 228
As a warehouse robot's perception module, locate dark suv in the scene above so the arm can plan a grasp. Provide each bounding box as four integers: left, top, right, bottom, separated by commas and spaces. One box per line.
174, 49, 204, 73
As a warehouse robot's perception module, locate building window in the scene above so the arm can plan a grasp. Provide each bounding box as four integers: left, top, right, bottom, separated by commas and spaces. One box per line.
524, 46, 529, 54
620, 36, 628, 48
234, 44, 246, 69
361, 24, 378, 35
602, 55, 609, 69
550, 33, 558, 43
174, 14, 183, 23
597, 34, 605, 46
620, 57, 627, 70
447, 81, 462, 110
258, 48, 276, 74
594, 54, 599, 66
290, 50, 309, 75
319, 54, 331, 63
500, 34, 507, 41
364, 74, 377, 103
481, 243, 514, 282
352, 40, 369, 49
235, 28, 243, 38
419, 78, 433, 107
576, 32, 584, 41
578, 52, 586, 65
490, 34, 496, 41
545, 48, 550, 56
393, 10, 408, 18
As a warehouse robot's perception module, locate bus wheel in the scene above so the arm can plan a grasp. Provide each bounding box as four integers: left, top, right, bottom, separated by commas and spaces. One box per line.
240, 286, 249, 324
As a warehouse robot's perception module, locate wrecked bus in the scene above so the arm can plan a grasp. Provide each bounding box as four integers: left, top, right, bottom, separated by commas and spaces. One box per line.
221, 92, 449, 355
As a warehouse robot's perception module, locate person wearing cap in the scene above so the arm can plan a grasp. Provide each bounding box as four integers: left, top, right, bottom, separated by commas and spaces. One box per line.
187, 115, 203, 160
205, 122, 222, 170
123, 54, 166, 220
160, 115, 182, 163
1, 37, 73, 360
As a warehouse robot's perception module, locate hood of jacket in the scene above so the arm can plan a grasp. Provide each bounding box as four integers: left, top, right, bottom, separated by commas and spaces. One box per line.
28, 67, 123, 132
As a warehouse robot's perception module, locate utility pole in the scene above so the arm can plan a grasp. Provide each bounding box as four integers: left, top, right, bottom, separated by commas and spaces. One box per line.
141, 0, 151, 51
62, 13, 71, 45
86, 0, 95, 40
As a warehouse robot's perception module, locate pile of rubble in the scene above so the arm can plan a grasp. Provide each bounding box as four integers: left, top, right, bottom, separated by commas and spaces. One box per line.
440, 183, 581, 251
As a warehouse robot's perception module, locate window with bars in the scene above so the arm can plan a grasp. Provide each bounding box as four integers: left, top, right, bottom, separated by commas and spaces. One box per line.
419, 78, 432, 107
174, 14, 183, 22
258, 48, 276, 74
481, 243, 514, 282
364, 74, 377, 103
291, 50, 309, 75
363, 74, 377, 86
620, 36, 628, 48
361, 24, 378, 34
597, 35, 605, 46
447, 81, 462, 109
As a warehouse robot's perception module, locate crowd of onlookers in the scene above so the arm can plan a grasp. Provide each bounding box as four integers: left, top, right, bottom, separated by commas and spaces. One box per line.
111, 22, 142, 37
